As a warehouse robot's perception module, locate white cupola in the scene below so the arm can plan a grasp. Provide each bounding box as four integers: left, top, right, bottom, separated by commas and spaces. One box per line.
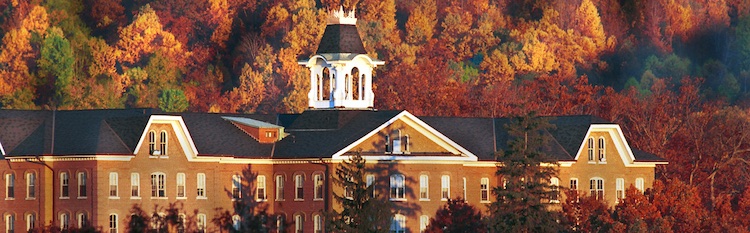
298, 6, 384, 109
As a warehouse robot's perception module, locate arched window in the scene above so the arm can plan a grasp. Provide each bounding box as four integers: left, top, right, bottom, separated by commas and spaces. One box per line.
550, 177, 560, 203
313, 214, 323, 233
5, 214, 14, 233
390, 174, 405, 200
60, 213, 70, 230
390, 214, 406, 233
403, 135, 410, 153
26, 213, 36, 231
314, 173, 324, 201
159, 131, 168, 155
590, 178, 604, 200
322, 68, 331, 100
148, 131, 156, 154
77, 212, 88, 228
197, 213, 207, 233
419, 175, 429, 200
60, 172, 69, 198
131, 173, 141, 198
597, 137, 606, 162
109, 214, 118, 233
294, 214, 304, 233
351, 67, 360, 100
420, 215, 429, 232
78, 172, 88, 198
5, 173, 15, 199
232, 215, 241, 231
276, 214, 286, 232
587, 137, 594, 162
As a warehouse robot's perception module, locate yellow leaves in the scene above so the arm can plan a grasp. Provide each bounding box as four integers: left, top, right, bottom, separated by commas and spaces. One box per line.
22, 5, 49, 35
405, 0, 436, 45
0, 28, 33, 96
116, 4, 189, 66
261, 5, 290, 39
209, 0, 232, 48
480, 49, 515, 84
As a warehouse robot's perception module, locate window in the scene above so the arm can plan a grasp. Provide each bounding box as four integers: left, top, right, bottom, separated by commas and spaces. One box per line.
587, 137, 594, 162
390, 174, 405, 200
616, 178, 625, 203
463, 177, 467, 201
197, 214, 206, 233
197, 173, 206, 198
232, 175, 242, 199
313, 214, 322, 233
109, 172, 118, 198
5, 214, 14, 233
109, 214, 118, 233
26, 213, 35, 231
420, 215, 429, 233
590, 178, 604, 200
390, 214, 405, 233
419, 175, 429, 200
392, 130, 402, 153
78, 213, 88, 228
78, 172, 87, 198
480, 178, 490, 202
295, 174, 304, 200
60, 213, 69, 230
275, 175, 284, 201
314, 174, 323, 200
131, 173, 140, 198
26, 172, 35, 199
151, 173, 166, 198
550, 177, 560, 203
176, 173, 186, 198
366, 174, 375, 198
5, 174, 14, 199
257, 175, 266, 201
404, 135, 410, 153
570, 178, 578, 191
277, 215, 286, 233
232, 215, 240, 231
148, 131, 156, 154
178, 214, 186, 233
160, 131, 168, 155
635, 178, 644, 193
441, 175, 450, 200
295, 214, 303, 233
385, 135, 391, 152
598, 137, 606, 162
60, 172, 69, 198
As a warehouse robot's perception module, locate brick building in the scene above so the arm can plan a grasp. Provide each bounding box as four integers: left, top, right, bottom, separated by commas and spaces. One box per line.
0, 7, 666, 233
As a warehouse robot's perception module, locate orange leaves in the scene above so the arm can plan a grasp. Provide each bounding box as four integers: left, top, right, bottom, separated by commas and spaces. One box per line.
404, 0, 436, 45
21, 5, 49, 35
116, 5, 188, 66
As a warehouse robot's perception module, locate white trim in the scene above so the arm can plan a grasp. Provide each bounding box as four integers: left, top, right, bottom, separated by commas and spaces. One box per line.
134, 115, 199, 161
573, 124, 666, 167
0, 140, 5, 156
331, 111, 477, 161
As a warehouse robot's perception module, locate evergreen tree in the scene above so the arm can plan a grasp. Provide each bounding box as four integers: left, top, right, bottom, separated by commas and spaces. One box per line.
487, 112, 564, 232
327, 151, 393, 233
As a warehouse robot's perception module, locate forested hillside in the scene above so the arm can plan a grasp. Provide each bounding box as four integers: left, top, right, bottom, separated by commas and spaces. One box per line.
3, 0, 750, 230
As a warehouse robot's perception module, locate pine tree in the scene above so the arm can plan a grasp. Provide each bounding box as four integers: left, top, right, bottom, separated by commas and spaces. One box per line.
327, 151, 393, 233
487, 112, 564, 232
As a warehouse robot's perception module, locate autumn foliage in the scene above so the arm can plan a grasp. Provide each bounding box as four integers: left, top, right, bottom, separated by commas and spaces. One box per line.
3, 0, 750, 229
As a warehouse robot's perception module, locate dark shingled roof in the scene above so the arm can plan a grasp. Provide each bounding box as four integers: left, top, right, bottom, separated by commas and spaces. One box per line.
178, 113, 275, 158
273, 110, 401, 158
316, 24, 367, 54
420, 117, 497, 160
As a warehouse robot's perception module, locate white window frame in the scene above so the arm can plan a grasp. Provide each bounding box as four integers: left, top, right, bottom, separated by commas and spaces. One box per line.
635, 178, 644, 193
420, 215, 429, 232
148, 130, 156, 154
463, 177, 467, 201
441, 175, 450, 200
587, 137, 595, 163
5, 214, 14, 233
598, 137, 606, 163
590, 177, 604, 200
26, 213, 35, 231
295, 174, 304, 201
60, 172, 69, 199
232, 215, 241, 231
390, 174, 405, 201
159, 130, 168, 156
176, 173, 186, 199
390, 214, 406, 233
419, 175, 429, 201
275, 175, 284, 201
197, 214, 207, 233
257, 175, 267, 201
570, 178, 579, 191
78, 172, 87, 199
295, 214, 304, 233
131, 173, 140, 199
480, 177, 490, 203
550, 177, 560, 203
77, 212, 88, 228
26, 172, 36, 199
232, 175, 242, 200
392, 130, 402, 154
404, 135, 410, 153
366, 174, 375, 198
109, 172, 119, 199
197, 173, 206, 199
5, 173, 14, 200
313, 214, 322, 233
616, 178, 625, 203
109, 214, 118, 233
60, 213, 69, 230
314, 174, 324, 201
151, 172, 167, 198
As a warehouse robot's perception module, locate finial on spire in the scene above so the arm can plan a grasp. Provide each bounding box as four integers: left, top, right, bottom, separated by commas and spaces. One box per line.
327, 6, 357, 25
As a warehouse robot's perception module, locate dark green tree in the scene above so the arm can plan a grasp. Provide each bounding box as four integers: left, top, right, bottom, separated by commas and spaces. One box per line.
424, 197, 487, 233
158, 89, 189, 112
487, 112, 564, 232
327, 151, 393, 233
38, 27, 74, 107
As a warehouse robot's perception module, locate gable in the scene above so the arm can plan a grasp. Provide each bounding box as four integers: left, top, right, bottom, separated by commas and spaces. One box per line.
133, 115, 199, 161
331, 111, 477, 161
573, 124, 666, 167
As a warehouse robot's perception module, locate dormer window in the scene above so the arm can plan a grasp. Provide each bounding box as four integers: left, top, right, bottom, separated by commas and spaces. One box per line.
587, 137, 594, 162
392, 130, 402, 154
148, 131, 156, 154
265, 131, 276, 138
159, 131, 168, 156
597, 137, 606, 163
